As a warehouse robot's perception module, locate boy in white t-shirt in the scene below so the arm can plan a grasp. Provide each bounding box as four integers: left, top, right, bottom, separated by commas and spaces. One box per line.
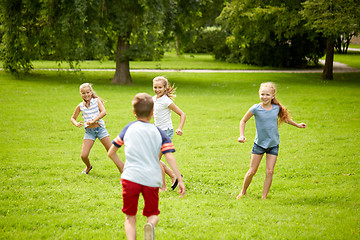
108, 93, 185, 240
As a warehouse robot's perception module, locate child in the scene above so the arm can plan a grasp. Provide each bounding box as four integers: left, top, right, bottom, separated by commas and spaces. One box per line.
152, 76, 186, 191
70, 83, 114, 174
107, 93, 185, 240
237, 82, 306, 200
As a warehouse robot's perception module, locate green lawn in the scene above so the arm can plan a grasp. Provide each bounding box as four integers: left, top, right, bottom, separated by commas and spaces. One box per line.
0, 52, 285, 71
334, 52, 360, 69
1, 69, 359, 239
349, 43, 360, 49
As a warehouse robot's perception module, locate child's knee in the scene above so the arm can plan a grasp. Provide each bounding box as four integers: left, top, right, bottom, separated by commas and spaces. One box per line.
247, 169, 257, 176
266, 169, 274, 176
80, 153, 89, 160
125, 215, 137, 224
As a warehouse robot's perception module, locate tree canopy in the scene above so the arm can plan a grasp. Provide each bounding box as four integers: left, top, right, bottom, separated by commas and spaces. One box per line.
301, 0, 360, 79
0, 0, 205, 84
217, 0, 326, 67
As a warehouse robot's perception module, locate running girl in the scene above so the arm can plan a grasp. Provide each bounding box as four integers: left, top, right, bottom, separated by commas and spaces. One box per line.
237, 82, 306, 199
71, 83, 112, 174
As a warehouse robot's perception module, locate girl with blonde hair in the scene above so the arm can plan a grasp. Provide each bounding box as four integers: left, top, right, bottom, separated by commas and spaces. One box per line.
152, 76, 186, 191
71, 83, 113, 174
237, 82, 306, 199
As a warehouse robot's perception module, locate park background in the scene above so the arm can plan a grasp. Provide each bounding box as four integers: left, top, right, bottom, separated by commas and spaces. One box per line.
1, 0, 360, 239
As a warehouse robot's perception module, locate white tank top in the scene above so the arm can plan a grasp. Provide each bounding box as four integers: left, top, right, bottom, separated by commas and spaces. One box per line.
79, 98, 105, 128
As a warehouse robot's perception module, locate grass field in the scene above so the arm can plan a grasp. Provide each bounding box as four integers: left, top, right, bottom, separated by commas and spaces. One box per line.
26, 52, 282, 70
1, 66, 360, 239
334, 52, 360, 69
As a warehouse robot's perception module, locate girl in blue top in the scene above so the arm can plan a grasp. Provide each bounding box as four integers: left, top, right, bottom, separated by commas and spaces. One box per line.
237, 82, 306, 199
71, 83, 112, 174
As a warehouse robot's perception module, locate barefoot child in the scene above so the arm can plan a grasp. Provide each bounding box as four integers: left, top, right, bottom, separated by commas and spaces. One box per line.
152, 76, 186, 191
70, 83, 114, 174
107, 93, 185, 240
237, 82, 306, 199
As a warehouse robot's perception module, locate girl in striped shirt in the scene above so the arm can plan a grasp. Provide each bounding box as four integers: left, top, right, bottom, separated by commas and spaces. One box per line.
71, 83, 112, 174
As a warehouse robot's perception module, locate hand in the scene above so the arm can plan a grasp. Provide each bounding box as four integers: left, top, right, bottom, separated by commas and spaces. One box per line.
298, 123, 306, 128
76, 121, 84, 127
175, 129, 183, 136
238, 136, 246, 143
178, 181, 186, 198
86, 120, 96, 126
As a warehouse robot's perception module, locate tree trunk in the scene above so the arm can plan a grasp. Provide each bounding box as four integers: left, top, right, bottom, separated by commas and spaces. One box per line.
322, 38, 334, 80
112, 35, 131, 84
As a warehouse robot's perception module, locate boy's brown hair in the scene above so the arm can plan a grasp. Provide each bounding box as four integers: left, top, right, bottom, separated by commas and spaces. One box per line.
132, 93, 154, 118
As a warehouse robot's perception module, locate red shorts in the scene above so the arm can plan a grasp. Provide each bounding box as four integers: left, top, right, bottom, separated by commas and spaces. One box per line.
121, 179, 160, 217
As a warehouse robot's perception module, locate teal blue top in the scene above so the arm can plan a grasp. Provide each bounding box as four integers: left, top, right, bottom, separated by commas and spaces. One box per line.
250, 103, 280, 148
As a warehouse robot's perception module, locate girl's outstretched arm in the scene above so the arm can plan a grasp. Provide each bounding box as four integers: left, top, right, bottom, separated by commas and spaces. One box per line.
285, 119, 306, 128
168, 103, 186, 136
238, 110, 253, 143
71, 105, 83, 127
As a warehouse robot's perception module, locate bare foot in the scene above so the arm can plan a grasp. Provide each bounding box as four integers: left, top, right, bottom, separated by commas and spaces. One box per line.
236, 193, 245, 199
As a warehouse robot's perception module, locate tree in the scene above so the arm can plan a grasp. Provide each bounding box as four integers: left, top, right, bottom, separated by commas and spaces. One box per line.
335, 33, 357, 54
1, 0, 205, 84
217, 0, 326, 67
100, 0, 166, 84
301, 0, 360, 80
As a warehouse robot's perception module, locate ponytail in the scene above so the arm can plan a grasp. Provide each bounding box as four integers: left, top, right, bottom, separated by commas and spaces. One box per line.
260, 82, 291, 125
272, 97, 291, 125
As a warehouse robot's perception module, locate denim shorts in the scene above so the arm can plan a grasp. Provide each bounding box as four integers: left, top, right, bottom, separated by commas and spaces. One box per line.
84, 126, 109, 141
164, 129, 174, 140
252, 143, 279, 156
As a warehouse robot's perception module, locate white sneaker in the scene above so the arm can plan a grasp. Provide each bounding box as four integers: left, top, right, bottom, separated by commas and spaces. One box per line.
144, 223, 155, 240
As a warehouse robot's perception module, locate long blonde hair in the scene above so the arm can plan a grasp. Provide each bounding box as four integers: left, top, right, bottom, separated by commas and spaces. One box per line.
153, 76, 176, 100
79, 83, 105, 103
260, 82, 290, 124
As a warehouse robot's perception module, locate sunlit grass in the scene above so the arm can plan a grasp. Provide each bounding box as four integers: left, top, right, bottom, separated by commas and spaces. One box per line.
1, 52, 282, 70
1, 69, 359, 239
334, 52, 360, 69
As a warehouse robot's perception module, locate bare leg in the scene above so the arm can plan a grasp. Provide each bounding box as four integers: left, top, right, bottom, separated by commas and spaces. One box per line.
237, 154, 263, 199
162, 161, 177, 184
262, 154, 277, 199
159, 161, 167, 191
100, 136, 112, 151
147, 215, 159, 226
145, 215, 159, 240
159, 151, 177, 191
81, 139, 95, 172
125, 215, 136, 240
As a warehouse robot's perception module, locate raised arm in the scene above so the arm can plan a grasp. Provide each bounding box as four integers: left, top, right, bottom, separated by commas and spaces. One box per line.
238, 110, 254, 143
168, 103, 186, 136
107, 144, 124, 173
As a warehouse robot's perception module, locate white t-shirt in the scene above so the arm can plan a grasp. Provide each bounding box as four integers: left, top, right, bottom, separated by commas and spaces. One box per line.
112, 121, 175, 187
152, 95, 174, 130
